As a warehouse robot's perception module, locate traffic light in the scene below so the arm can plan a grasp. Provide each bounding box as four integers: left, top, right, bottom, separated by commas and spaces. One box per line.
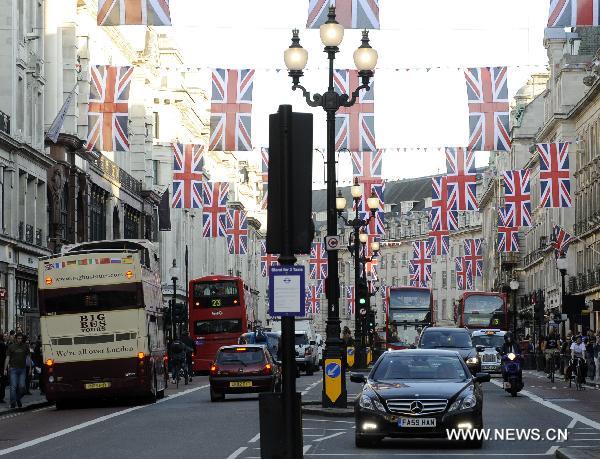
357, 281, 369, 315
266, 105, 314, 255
173, 302, 187, 323
367, 311, 376, 334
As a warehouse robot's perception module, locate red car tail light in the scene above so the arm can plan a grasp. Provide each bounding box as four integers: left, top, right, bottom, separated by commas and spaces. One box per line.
210, 363, 218, 375
262, 363, 272, 375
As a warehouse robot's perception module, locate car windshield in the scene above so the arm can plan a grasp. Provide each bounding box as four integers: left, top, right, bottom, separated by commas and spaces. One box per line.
217, 348, 265, 365
472, 334, 505, 348
372, 354, 468, 381
294, 334, 308, 346
420, 330, 473, 349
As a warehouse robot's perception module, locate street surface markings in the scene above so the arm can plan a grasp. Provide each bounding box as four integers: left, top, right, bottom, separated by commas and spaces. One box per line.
303, 445, 312, 454
311, 431, 345, 442
0, 406, 51, 422
303, 453, 557, 456
490, 379, 600, 431
301, 378, 323, 396
0, 384, 209, 456
226, 446, 248, 459
248, 433, 260, 443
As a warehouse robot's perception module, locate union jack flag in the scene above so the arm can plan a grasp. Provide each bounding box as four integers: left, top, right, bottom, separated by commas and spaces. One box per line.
359, 187, 384, 235
409, 260, 427, 288
464, 238, 483, 277
310, 242, 328, 280
427, 228, 449, 257
226, 210, 248, 255
502, 169, 532, 227
536, 142, 572, 208
97, 0, 171, 26
364, 234, 380, 278
465, 66, 510, 151
307, 0, 380, 29
351, 150, 382, 208
430, 176, 458, 231
86, 65, 132, 152
171, 144, 204, 209
411, 241, 431, 286
455, 257, 473, 291
334, 70, 375, 152
380, 279, 389, 314
209, 69, 254, 152
551, 224, 575, 257
260, 241, 279, 277
306, 283, 322, 315
260, 148, 269, 210
446, 147, 478, 211
346, 285, 355, 315
497, 208, 519, 252
201, 182, 229, 237
548, 0, 600, 27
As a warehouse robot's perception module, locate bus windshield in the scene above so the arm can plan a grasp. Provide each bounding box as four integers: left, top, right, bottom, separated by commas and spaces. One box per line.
463, 294, 504, 328
193, 281, 240, 308
389, 289, 430, 309
40, 284, 141, 315
194, 319, 242, 335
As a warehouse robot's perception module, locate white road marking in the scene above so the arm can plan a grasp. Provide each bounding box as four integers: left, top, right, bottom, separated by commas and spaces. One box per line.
248, 433, 260, 443
0, 384, 209, 456
226, 447, 248, 459
312, 431, 345, 442
303, 445, 312, 454
544, 446, 559, 456
301, 379, 323, 396
568, 418, 578, 428
490, 380, 600, 431
573, 432, 600, 435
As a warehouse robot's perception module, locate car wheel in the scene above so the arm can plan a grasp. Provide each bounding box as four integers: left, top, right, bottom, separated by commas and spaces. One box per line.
210, 386, 224, 402
355, 435, 380, 448
467, 438, 483, 449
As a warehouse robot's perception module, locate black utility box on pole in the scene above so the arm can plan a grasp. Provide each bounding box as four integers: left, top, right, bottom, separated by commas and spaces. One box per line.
260, 104, 312, 459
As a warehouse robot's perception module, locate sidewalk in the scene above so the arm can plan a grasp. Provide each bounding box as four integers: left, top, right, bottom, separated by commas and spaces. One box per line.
0, 391, 49, 415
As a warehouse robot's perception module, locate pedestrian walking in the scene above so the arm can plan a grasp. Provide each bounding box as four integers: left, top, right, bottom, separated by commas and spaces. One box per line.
0, 332, 6, 403
594, 334, 600, 384
585, 331, 595, 380
3, 332, 30, 408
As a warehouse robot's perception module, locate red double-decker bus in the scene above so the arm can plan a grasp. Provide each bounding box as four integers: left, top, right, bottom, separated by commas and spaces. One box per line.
189, 275, 255, 372
457, 291, 508, 330
386, 287, 434, 350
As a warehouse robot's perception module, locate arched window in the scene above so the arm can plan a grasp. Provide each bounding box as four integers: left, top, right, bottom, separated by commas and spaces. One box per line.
113, 206, 120, 239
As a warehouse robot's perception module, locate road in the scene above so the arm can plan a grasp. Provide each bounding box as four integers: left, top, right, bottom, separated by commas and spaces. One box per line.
0, 370, 599, 458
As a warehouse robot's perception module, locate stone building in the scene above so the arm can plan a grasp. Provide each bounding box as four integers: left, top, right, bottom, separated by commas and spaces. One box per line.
0, 0, 53, 335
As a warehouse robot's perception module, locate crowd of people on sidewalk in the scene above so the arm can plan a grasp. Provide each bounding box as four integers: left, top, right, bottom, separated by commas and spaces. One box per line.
538, 329, 600, 385
0, 329, 45, 409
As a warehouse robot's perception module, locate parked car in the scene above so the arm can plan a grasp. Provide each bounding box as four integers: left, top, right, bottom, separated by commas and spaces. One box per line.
417, 327, 483, 374
209, 345, 281, 402
351, 349, 490, 448
470, 329, 506, 374
295, 330, 318, 375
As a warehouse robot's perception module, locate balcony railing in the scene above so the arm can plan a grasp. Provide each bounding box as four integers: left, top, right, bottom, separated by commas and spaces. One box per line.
574, 215, 600, 236
570, 269, 600, 293
25, 224, 33, 244
35, 228, 42, 246
90, 154, 142, 195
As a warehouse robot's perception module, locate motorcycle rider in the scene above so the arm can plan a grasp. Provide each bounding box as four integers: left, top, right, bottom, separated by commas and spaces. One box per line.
500, 332, 521, 383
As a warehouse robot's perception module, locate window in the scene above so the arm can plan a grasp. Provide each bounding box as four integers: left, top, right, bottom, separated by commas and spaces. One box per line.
401, 276, 407, 286
194, 319, 242, 335
442, 299, 447, 319
451, 270, 456, 288
152, 112, 160, 139
16, 277, 37, 313
90, 185, 107, 241
442, 271, 447, 288
124, 204, 140, 239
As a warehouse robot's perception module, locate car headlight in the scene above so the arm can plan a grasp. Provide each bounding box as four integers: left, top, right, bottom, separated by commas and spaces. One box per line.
507, 353, 516, 361
359, 394, 386, 412
466, 357, 479, 365
448, 388, 477, 412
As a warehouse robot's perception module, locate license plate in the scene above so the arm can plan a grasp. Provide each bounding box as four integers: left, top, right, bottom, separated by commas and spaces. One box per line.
229, 381, 252, 388
503, 382, 511, 389
398, 418, 436, 428
85, 382, 111, 390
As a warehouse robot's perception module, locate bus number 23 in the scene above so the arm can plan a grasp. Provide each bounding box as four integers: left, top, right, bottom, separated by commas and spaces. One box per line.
211, 299, 222, 308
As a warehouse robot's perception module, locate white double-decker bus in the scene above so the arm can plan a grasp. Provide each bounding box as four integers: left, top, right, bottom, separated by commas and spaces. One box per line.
38, 240, 167, 407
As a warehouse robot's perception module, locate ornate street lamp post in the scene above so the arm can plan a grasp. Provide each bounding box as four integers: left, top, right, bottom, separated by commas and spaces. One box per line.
336, 181, 380, 368
284, 6, 377, 408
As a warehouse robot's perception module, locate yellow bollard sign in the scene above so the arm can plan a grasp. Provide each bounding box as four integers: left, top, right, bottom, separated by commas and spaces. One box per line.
324, 359, 342, 403
346, 346, 355, 368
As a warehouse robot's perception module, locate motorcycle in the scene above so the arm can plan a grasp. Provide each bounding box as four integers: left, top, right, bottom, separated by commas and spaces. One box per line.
496, 347, 523, 397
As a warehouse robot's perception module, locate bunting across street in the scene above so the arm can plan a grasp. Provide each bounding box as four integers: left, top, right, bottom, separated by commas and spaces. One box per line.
86, 65, 132, 152
430, 175, 458, 231
548, 0, 600, 27
334, 70, 375, 152
497, 207, 519, 252
171, 143, 204, 209
306, 0, 380, 29
464, 66, 510, 151
201, 182, 229, 237
309, 242, 328, 280
209, 69, 254, 152
411, 241, 431, 287
464, 238, 483, 277
455, 256, 473, 291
